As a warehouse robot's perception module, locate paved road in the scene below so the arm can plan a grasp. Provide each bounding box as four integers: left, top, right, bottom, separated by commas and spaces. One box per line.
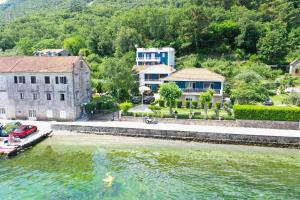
53, 120, 300, 138
129, 104, 152, 113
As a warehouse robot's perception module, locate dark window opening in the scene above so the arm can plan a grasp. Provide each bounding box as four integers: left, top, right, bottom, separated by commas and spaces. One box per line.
31, 76, 36, 84
46, 93, 51, 100
45, 76, 50, 84
60, 94, 65, 101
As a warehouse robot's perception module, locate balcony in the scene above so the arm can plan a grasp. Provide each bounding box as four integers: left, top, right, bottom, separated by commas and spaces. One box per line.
144, 79, 163, 83
136, 57, 160, 62
182, 88, 221, 94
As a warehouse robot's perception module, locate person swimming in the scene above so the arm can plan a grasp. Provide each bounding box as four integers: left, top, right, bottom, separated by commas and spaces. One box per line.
103, 172, 114, 187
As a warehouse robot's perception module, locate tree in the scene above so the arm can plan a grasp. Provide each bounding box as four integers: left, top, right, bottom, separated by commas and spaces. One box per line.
102, 57, 137, 102
235, 71, 263, 84
0, 34, 15, 51
200, 90, 214, 119
63, 35, 86, 55
236, 22, 261, 53
114, 27, 142, 57
70, 0, 85, 12
33, 38, 61, 51
159, 83, 182, 114
257, 28, 288, 64
231, 82, 269, 104
87, 28, 114, 56
16, 38, 34, 55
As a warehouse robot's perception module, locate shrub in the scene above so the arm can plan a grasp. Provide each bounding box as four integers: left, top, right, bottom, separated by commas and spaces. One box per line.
233, 105, 300, 121
158, 99, 165, 107
176, 100, 182, 108
208, 102, 213, 109
185, 101, 191, 108
215, 102, 221, 110
166, 100, 175, 107
192, 101, 198, 109
120, 102, 133, 113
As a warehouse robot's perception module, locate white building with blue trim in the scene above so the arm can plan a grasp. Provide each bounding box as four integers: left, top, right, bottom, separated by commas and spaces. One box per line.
133, 47, 176, 93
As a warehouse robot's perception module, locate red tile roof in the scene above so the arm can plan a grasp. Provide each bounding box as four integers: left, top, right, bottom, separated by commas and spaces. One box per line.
0, 56, 81, 73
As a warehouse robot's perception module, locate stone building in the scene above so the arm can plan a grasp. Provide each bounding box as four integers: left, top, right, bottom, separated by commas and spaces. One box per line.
289, 59, 300, 76
0, 56, 91, 121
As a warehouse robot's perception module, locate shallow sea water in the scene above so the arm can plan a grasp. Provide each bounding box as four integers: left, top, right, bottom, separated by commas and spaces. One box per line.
0, 134, 300, 200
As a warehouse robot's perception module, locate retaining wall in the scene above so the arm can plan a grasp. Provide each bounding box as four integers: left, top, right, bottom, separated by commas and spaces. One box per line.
51, 124, 300, 148
121, 116, 300, 130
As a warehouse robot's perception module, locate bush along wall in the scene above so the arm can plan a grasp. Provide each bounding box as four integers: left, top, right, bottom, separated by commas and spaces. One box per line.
233, 105, 300, 121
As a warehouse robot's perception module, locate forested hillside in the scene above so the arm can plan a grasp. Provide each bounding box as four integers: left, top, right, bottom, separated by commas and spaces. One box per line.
0, 0, 300, 102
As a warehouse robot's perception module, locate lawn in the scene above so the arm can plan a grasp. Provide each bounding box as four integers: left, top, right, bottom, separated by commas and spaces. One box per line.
159, 107, 230, 118
271, 94, 288, 105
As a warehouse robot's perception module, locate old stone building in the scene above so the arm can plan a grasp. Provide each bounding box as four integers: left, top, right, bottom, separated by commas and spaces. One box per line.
289, 58, 300, 76
0, 56, 91, 121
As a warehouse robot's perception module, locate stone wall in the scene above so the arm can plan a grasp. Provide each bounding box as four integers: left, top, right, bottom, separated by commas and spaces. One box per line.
121, 116, 300, 130
51, 123, 300, 148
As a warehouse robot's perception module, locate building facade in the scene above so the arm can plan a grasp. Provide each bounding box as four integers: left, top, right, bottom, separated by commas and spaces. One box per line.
289, 59, 300, 76
136, 47, 175, 67
133, 47, 176, 93
0, 56, 91, 121
132, 65, 175, 93
163, 68, 225, 104
34, 49, 71, 57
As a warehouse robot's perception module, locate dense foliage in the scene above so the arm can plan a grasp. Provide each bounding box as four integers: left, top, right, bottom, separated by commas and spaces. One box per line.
233, 105, 300, 121
1, 0, 300, 102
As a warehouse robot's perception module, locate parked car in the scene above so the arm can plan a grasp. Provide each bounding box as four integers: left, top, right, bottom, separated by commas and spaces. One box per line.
12, 125, 37, 138
0, 130, 9, 137
143, 96, 155, 104
4, 121, 22, 134
264, 99, 274, 106
131, 96, 142, 104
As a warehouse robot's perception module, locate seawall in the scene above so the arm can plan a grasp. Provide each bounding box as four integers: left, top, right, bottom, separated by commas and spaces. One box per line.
51, 122, 300, 148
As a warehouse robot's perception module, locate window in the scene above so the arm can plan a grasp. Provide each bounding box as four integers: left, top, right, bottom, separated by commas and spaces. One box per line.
14, 76, 18, 84
20, 92, 24, 100
186, 82, 196, 89
0, 108, 5, 114
28, 110, 37, 118
31, 76, 36, 84
204, 82, 211, 89
18, 76, 25, 84
46, 93, 51, 100
60, 76, 67, 84
33, 93, 38, 100
55, 76, 59, 84
45, 76, 50, 84
60, 94, 65, 101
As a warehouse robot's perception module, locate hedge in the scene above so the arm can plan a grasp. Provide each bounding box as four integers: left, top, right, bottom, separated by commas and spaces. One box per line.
123, 112, 235, 120
233, 105, 300, 121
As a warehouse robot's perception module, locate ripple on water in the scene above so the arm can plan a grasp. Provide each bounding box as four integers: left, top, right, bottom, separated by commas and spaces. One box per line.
0, 137, 300, 199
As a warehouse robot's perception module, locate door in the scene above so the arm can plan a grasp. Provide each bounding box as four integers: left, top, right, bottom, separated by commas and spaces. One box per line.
46, 110, 53, 119
28, 110, 37, 121
0, 108, 6, 119
60, 111, 67, 119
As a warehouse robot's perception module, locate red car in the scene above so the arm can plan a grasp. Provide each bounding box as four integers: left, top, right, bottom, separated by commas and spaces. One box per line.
12, 125, 38, 138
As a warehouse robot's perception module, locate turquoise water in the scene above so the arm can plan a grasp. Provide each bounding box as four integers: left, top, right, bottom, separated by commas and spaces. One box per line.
0, 135, 300, 200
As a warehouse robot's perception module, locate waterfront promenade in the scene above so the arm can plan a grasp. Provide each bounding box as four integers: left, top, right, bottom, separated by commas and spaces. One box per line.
1, 119, 300, 147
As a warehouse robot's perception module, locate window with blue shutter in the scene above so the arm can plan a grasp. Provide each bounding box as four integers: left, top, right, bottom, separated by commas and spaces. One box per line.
213, 82, 222, 90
